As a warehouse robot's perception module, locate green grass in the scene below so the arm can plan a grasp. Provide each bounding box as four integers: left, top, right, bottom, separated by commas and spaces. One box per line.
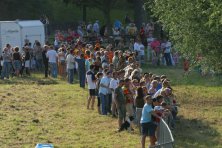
0, 67, 222, 148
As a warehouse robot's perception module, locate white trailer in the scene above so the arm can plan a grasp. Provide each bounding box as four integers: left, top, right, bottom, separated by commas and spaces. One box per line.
0, 20, 45, 54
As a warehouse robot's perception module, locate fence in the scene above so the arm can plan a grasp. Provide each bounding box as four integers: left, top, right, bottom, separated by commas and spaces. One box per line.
151, 119, 174, 148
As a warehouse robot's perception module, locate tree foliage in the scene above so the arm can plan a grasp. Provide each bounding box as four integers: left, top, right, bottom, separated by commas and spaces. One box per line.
145, 0, 222, 71
0, 0, 51, 20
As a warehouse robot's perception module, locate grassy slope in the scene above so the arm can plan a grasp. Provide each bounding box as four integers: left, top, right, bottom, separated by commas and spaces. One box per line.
0, 66, 221, 148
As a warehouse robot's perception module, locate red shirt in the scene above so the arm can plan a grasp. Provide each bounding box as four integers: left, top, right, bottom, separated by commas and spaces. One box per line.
151, 40, 161, 53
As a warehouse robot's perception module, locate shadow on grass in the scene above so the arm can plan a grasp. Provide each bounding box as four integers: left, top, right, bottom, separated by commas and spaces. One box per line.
0, 75, 59, 85
174, 116, 221, 147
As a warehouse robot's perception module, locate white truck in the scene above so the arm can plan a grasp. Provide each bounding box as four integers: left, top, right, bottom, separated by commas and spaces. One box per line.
0, 20, 45, 54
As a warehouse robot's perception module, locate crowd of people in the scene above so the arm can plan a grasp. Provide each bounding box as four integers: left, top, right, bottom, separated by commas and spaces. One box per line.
0, 19, 180, 148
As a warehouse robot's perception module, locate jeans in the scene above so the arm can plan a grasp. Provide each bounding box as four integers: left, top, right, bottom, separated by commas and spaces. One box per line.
99, 93, 108, 115
107, 93, 112, 113
147, 46, 151, 61
164, 53, 172, 66
68, 69, 74, 84
49, 62, 58, 78
136, 108, 143, 126
44, 62, 48, 78
36, 59, 43, 70
1, 61, 10, 79
78, 70, 85, 88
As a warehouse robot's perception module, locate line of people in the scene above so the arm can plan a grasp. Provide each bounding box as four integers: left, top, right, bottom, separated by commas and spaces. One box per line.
0, 37, 179, 148
63, 43, 179, 148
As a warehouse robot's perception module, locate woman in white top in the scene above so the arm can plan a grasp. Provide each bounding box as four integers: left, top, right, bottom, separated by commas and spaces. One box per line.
58, 48, 66, 77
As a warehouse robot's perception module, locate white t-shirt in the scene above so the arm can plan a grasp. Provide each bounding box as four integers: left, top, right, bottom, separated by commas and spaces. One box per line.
66, 54, 75, 69
134, 42, 145, 56
147, 37, 155, 46
164, 41, 171, 53
46, 49, 58, 63
153, 88, 163, 98
109, 78, 119, 92
154, 106, 164, 111
86, 70, 96, 89
99, 76, 110, 95
87, 24, 92, 31
93, 23, 99, 33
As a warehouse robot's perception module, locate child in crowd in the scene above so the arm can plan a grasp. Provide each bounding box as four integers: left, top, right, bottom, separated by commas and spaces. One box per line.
141, 95, 161, 148
96, 72, 103, 114
183, 58, 190, 75
115, 79, 126, 131
135, 86, 144, 133
86, 65, 96, 110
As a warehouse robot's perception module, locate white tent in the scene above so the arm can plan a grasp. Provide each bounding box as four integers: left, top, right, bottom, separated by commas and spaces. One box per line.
0, 20, 45, 53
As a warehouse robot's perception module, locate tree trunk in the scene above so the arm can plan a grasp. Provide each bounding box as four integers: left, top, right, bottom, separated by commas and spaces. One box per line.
134, 0, 145, 29
103, 8, 112, 35
82, 4, 87, 22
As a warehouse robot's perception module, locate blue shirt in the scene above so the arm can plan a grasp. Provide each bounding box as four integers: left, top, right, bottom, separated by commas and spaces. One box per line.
99, 76, 110, 95
75, 58, 86, 72
114, 20, 122, 29
140, 104, 153, 123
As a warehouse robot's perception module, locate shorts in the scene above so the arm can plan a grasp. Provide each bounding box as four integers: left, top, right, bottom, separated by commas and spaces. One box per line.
141, 122, 157, 136
89, 89, 96, 96
13, 60, 21, 70
117, 104, 126, 120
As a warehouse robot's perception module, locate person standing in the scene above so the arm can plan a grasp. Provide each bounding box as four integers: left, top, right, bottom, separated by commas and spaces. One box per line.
109, 71, 119, 117
114, 79, 126, 131
24, 46, 31, 76
99, 71, 111, 115
75, 53, 86, 88
134, 39, 145, 64
33, 41, 43, 71
66, 50, 75, 84
58, 48, 66, 77
141, 95, 161, 148
135, 87, 145, 133
1, 46, 12, 79
46, 45, 58, 78
86, 64, 96, 109
163, 39, 172, 66
12, 47, 22, 76
42, 45, 49, 78
93, 20, 100, 36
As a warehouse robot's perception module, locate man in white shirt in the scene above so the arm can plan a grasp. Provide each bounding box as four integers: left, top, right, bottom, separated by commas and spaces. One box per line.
46, 45, 58, 78
93, 20, 100, 36
109, 71, 119, 117
147, 34, 155, 61
163, 39, 172, 66
99, 70, 111, 115
66, 50, 75, 84
86, 65, 96, 110
134, 39, 145, 64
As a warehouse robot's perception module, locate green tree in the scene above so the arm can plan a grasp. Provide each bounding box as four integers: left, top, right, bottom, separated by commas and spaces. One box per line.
0, 0, 51, 21
145, 0, 222, 72
63, 0, 118, 33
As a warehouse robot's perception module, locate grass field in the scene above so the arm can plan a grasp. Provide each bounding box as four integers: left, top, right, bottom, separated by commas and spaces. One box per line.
0, 66, 221, 148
